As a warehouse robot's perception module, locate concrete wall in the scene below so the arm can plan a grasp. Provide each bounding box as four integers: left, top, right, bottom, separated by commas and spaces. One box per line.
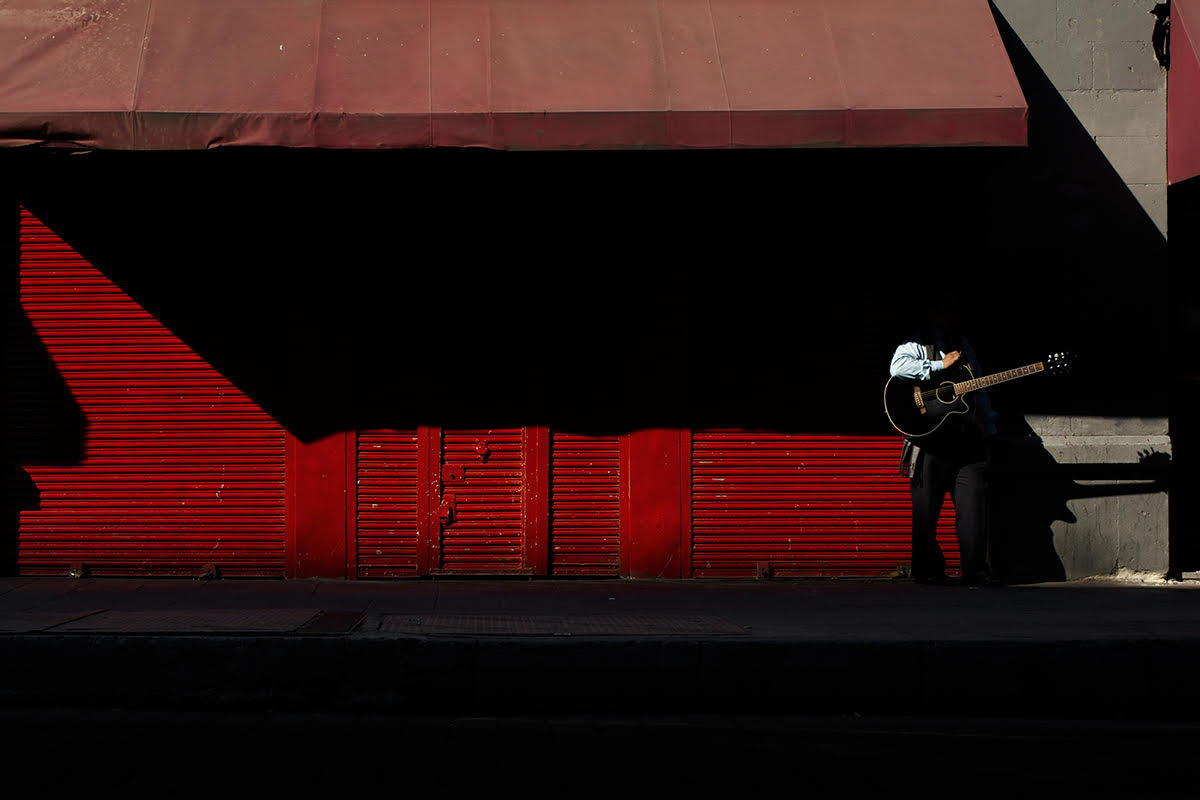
993, 1, 1171, 236
1032, 416, 1170, 578
987, 1, 1171, 578
994, 0, 1168, 236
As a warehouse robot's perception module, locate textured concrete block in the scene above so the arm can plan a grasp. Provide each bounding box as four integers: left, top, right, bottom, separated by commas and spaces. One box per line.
1027, 38, 1093, 91
1026, 415, 1169, 437
1092, 89, 1166, 136
1117, 492, 1170, 572
1095, 134, 1166, 183
1056, 505, 1115, 578
1023, 415, 1170, 577
1057, 0, 1103, 43
1058, 0, 1159, 44
1098, 0, 1162, 43
1063, 90, 1098, 131
1127, 182, 1167, 237
992, 0, 1055, 42
1094, 40, 1165, 89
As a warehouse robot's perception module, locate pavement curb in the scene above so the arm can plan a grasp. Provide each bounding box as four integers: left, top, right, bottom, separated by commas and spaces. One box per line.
3, 634, 1198, 718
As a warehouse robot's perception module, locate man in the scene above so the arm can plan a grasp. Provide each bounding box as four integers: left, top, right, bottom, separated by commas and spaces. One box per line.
890, 327, 998, 587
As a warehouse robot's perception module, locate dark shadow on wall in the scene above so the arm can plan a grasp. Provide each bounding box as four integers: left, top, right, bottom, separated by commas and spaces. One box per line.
2, 9, 1170, 508
976, 4, 1171, 579
982, 4, 1168, 420
1169, 174, 1200, 575
0, 198, 87, 574
7, 75, 1167, 445
988, 415, 1170, 584
10, 144, 1005, 441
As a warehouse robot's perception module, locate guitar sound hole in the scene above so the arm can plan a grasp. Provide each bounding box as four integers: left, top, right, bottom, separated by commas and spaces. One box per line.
936, 384, 958, 404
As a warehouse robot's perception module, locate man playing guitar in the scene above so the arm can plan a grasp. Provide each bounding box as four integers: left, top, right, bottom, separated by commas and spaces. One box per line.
890, 329, 998, 587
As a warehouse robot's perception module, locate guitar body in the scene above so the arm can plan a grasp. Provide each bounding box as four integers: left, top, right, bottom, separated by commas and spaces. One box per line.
882, 352, 1069, 438
884, 364, 975, 438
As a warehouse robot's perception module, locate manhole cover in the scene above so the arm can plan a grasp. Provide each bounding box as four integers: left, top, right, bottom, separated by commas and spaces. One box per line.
378, 613, 746, 636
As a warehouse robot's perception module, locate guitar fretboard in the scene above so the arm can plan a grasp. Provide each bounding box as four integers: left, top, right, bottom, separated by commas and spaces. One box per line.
953, 362, 1044, 395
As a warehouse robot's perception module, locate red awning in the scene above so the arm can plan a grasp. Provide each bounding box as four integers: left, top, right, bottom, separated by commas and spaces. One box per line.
1171, 0, 1200, 183
0, 0, 1027, 150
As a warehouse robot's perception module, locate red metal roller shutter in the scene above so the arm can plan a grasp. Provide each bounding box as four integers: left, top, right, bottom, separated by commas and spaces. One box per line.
356, 429, 419, 577
6, 208, 286, 576
438, 428, 525, 574
691, 430, 958, 578
549, 432, 620, 576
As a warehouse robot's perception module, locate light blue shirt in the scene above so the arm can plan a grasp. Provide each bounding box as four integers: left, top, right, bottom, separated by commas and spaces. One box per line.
890, 339, 998, 437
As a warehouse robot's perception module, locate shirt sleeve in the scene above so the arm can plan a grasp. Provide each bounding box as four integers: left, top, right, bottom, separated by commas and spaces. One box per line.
890, 341, 944, 380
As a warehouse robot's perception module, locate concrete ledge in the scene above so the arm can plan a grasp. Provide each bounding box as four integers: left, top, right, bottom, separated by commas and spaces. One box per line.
1025, 415, 1169, 438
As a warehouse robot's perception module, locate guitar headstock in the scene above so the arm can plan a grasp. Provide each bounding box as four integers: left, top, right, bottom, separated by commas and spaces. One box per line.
1044, 351, 1072, 375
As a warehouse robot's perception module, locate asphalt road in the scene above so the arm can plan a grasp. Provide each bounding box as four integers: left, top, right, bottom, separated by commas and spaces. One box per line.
3, 708, 1196, 796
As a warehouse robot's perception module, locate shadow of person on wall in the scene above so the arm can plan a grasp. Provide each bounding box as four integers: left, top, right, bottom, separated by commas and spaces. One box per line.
989, 415, 1171, 584
988, 415, 1071, 583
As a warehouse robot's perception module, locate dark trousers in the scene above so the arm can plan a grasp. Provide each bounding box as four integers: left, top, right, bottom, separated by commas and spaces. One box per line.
911, 449, 989, 581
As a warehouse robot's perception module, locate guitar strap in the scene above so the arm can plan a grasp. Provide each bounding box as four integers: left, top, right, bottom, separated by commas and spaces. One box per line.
898, 343, 937, 479
899, 439, 919, 479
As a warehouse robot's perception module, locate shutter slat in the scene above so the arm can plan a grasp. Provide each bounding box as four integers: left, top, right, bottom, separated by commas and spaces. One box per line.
356, 429, 419, 577
692, 430, 958, 578
550, 432, 619, 576
6, 209, 286, 577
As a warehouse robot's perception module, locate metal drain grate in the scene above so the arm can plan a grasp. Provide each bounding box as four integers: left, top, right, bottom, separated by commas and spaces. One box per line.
48, 608, 322, 634
377, 613, 747, 636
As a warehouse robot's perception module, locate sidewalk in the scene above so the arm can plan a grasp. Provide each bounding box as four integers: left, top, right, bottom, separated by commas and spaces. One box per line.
2, 575, 1199, 717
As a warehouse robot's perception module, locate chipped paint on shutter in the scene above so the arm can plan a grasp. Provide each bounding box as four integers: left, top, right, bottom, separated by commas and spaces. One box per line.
437, 428, 525, 573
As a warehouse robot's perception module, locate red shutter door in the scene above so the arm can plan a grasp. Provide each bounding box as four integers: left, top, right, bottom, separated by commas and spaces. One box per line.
434, 427, 529, 574
6, 208, 286, 576
355, 429, 420, 577
353, 427, 622, 577
549, 432, 621, 576
691, 430, 958, 578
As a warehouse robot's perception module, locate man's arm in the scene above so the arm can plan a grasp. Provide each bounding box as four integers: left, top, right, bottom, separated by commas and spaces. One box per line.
889, 342, 961, 381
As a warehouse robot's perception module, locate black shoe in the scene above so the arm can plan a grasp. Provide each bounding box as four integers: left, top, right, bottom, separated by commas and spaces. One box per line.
914, 573, 950, 586
965, 571, 1002, 588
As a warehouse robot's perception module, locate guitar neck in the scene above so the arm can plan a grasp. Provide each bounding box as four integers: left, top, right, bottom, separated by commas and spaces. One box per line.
954, 362, 1044, 394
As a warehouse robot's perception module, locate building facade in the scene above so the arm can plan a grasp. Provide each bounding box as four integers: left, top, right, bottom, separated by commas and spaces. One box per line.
0, 0, 1185, 581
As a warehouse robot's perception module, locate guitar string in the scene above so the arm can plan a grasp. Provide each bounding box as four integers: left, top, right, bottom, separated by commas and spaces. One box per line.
920, 372, 1036, 401
916, 364, 1046, 401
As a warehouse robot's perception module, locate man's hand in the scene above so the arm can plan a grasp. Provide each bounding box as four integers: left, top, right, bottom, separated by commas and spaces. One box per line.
942, 350, 962, 368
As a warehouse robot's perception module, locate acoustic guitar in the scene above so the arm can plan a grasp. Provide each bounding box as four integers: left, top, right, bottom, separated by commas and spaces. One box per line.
884, 352, 1071, 438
